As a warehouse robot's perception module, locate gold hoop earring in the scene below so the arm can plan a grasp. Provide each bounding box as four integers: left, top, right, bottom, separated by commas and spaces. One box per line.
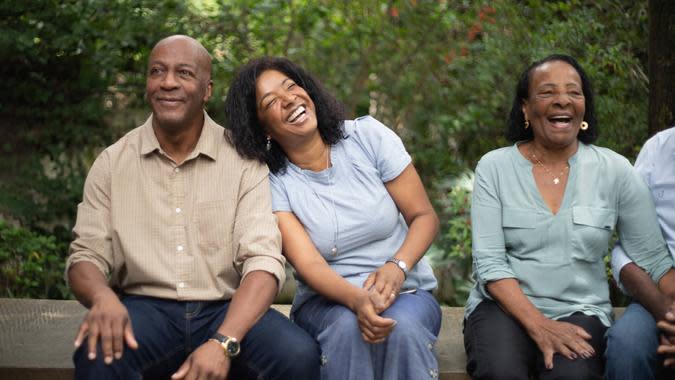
524, 120, 530, 129
266, 136, 272, 151
580, 121, 589, 131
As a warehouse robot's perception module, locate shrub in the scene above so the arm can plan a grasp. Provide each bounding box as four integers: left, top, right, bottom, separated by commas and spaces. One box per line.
0, 220, 70, 299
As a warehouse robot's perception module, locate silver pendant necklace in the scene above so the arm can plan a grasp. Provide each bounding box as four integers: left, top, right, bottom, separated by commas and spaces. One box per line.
324, 147, 339, 256
300, 146, 339, 256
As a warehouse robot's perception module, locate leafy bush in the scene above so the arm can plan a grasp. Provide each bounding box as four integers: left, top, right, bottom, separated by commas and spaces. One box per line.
0, 220, 71, 299
429, 178, 474, 306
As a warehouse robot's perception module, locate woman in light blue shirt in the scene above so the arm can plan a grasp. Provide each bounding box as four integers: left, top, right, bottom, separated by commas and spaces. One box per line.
224, 57, 441, 380
464, 54, 673, 380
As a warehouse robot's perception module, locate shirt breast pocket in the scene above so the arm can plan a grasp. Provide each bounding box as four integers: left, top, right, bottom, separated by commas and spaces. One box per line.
502, 208, 540, 255
571, 206, 616, 262
195, 201, 233, 252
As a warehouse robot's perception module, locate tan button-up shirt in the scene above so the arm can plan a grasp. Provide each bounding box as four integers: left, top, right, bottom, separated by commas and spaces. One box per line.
66, 112, 284, 300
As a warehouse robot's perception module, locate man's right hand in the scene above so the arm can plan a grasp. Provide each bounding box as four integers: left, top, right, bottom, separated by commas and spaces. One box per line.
74, 290, 138, 364
526, 317, 595, 369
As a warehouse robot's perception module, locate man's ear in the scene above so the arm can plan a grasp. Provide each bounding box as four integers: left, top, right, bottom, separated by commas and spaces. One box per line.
203, 80, 213, 102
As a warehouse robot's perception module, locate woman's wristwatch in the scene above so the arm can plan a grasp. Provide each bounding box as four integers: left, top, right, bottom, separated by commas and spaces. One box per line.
209, 332, 240, 358
386, 257, 408, 278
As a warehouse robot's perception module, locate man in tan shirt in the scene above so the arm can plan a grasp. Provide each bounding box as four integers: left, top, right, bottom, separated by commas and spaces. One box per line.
66, 35, 320, 380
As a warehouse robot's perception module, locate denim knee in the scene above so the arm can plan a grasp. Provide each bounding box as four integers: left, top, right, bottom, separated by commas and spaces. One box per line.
73, 343, 141, 380
605, 302, 659, 380
276, 335, 321, 378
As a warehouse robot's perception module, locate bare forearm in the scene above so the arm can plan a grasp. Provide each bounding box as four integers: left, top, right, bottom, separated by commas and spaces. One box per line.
394, 211, 439, 269
216, 271, 277, 341
486, 278, 548, 332
68, 261, 117, 308
293, 258, 364, 310
620, 263, 671, 320
658, 269, 675, 303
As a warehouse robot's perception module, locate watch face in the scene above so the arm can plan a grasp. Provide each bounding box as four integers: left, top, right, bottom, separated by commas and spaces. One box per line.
226, 340, 240, 357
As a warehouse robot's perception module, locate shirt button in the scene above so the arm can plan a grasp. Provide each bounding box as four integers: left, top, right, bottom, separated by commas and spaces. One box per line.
174, 167, 180, 173
175, 208, 182, 213
177, 245, 184, 251
178, 282, 186, 288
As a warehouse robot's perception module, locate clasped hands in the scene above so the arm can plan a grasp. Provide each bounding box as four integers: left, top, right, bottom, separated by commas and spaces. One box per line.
657, 306, 675, 367
74, 292, 231, 380
351, 263, 405, 344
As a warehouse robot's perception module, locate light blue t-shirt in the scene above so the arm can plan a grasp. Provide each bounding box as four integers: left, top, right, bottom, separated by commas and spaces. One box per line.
270, 116, 438, 311
612, 127, 675, 287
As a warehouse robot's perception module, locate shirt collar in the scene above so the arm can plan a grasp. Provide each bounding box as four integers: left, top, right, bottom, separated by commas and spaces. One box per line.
139, 111, 220, 161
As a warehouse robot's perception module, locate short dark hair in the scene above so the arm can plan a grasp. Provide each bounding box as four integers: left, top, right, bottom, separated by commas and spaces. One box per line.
506, 54, 598, 143
224, 57, 345, 174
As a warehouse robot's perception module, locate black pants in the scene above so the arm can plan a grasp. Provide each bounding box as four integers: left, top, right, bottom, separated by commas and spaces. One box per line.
464, 300, 607, 380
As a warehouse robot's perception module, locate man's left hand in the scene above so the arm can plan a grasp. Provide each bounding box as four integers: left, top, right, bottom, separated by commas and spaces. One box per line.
171, 340, 230, 380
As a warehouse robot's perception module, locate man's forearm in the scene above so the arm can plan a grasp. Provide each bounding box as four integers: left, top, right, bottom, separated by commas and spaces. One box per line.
620, 263, 672, 320
68, 261, 117, 308
216, 270, 278, 341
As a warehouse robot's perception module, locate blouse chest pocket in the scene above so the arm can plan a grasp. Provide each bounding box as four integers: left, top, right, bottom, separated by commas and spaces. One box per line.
571, 206, 617, 262
502, 208, 540, 255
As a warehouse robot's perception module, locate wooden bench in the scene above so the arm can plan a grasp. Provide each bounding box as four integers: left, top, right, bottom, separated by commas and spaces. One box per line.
0, 298, 469, 379
0, 298, 625, 380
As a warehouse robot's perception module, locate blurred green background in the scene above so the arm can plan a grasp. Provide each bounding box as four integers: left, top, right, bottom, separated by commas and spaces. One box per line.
0, 0, 655, 304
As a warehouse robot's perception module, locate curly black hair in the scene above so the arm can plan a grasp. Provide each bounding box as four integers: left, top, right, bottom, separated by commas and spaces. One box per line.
223, 57, 345, 174
506, 54, 598, 144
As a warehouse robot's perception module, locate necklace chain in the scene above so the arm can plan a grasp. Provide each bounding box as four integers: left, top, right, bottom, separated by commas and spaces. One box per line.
530, 148, 569, 185
324, 147, 339, 256
299, 146, 340, 256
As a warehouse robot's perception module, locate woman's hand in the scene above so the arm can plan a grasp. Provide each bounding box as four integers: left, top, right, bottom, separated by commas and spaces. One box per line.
527, 317, 595, 369
362, 263, 405, 313
350, 289, 397, 343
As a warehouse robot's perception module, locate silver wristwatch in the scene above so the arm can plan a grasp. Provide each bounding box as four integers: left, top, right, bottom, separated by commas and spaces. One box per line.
386, 257, 408, 278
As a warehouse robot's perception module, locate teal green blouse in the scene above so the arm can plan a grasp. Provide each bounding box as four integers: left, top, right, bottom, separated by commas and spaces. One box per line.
465, 142, 674, 326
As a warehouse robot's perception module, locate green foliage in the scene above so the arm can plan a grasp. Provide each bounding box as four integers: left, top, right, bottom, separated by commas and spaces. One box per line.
0, 219, 70, 299
0, 0, 653, 300
0, 0, 195, 235
428, 180, 473, 306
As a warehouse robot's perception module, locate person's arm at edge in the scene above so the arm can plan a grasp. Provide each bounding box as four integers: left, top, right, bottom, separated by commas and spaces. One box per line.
619, 263, 675, 320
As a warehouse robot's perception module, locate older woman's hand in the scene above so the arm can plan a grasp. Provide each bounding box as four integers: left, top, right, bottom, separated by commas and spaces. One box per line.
350, 289, 397, 344
362, 264, 405, 314
527, 317, 596, 369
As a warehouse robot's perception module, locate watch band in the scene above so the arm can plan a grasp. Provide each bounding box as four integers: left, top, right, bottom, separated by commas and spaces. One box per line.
209, 332, 241, 358
386, 257, 408, 278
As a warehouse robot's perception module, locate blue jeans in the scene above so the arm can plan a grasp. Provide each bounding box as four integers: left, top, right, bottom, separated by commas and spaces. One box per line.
605, 302, 675, 380
74, 295, 320, 380
293, 289, 442, 380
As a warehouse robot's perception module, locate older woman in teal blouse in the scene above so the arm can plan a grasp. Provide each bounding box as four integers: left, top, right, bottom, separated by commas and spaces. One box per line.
463, 54, 674, 380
